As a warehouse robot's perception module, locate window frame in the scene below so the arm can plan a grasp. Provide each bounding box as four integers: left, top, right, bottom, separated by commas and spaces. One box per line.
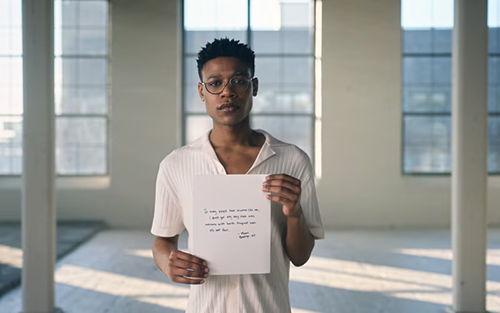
401, 2, 500, 176
0, 0, 112, 177
181, 0, 317, 164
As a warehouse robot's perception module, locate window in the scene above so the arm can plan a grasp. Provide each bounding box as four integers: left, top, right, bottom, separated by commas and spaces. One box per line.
0, 0, 109, 176
0, 0, 22, 174
183, 0, 316, 158
402, 0, 500, 174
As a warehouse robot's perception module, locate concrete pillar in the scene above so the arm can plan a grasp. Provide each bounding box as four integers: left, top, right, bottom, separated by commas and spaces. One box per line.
21, 0, 56, 312
450, 0, 488, 312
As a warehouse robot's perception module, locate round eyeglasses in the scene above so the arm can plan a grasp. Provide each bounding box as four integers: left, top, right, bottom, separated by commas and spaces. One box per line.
201, 75, 255, 95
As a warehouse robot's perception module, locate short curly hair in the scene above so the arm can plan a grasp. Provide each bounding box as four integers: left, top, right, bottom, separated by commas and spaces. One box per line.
196, 38, 255, 81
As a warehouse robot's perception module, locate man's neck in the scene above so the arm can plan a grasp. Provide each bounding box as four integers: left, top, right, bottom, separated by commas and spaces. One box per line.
209, 123, 262, 148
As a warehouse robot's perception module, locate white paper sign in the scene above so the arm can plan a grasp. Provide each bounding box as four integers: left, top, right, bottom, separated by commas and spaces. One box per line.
192, 175, 270, 275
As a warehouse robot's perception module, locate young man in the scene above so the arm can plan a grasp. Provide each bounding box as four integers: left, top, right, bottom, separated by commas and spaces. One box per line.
151, 38, 324, 313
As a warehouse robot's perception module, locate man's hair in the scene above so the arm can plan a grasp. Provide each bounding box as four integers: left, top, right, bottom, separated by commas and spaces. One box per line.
196, 38, 255, 81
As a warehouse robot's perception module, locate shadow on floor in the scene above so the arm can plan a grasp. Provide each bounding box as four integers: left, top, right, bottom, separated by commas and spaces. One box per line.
289, 280, 448, 313
0, 282, 186, 313
0, 220, 105, 298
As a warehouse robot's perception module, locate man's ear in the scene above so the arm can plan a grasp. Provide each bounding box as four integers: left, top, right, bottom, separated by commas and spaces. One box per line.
198, 82, 205, 101
252, 77, 259, 97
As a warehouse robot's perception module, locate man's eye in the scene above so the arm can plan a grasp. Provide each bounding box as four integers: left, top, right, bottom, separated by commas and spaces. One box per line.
231, 79, 246, 85
209, 81, 222, 87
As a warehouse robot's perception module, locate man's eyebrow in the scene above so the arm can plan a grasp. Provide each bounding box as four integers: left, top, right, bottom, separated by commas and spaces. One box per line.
206, 74, 221, 80
232, 72, 247, 76
206, 72, 248, 80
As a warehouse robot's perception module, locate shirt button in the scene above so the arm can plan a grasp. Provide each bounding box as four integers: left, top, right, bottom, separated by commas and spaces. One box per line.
230, 282, 237, 289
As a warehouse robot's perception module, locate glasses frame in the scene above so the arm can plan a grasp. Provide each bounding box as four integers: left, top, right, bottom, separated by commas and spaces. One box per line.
201, 74, 256, 95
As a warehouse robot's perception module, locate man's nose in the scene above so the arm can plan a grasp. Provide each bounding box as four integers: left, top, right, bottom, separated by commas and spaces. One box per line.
220, 81, 236, 97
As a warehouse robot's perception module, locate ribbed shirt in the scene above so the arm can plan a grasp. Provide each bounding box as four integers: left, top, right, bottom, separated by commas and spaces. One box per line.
151, 129, 324, 313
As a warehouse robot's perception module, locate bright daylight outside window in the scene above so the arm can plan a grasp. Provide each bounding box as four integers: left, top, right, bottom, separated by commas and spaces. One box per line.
402, 0, 500, 174
183, 0, 316, 159
0, 0, 109, 176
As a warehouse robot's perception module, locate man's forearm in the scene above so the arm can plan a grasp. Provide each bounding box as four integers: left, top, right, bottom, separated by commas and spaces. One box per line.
152, 236, 178, 274
285, 212, 314, 267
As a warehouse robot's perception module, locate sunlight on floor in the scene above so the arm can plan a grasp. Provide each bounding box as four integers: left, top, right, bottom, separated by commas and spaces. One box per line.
126, 249, 153, 258
290, 255, 452, 305
4, 237, 500, 312
397, 248, 500, 266
288, 253, 500, 310
55, 264, 190, 311
0, 244, 22, 268
105, 249, 500, 310
291, 309, 321, 313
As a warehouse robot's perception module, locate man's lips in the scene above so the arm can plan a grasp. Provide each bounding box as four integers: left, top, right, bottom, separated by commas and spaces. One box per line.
218, 103, 240, 112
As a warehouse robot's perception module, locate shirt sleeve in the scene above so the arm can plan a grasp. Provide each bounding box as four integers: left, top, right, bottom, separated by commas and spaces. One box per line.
299, 153, 325, 240
151, 158, 186, 237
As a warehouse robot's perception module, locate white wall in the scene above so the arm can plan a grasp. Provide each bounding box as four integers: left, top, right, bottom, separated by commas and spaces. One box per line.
1, 0, 499, 229
0, 0, 182, 228
318, 0, 500, 228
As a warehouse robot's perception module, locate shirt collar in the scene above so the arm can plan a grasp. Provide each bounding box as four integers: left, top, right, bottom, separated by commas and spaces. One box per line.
194, 129, 278, 171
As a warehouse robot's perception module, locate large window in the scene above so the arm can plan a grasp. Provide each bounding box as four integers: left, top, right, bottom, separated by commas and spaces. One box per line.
183, 0, 315, 158
402, 0, 500, 174
0, 0, 109, 176
0, 0, 22, 175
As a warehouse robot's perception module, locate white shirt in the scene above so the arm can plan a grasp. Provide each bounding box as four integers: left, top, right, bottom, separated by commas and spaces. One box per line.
151, 129, 324, 313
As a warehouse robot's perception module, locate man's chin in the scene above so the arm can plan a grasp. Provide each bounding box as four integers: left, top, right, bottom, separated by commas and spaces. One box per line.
213, 117, 250, 128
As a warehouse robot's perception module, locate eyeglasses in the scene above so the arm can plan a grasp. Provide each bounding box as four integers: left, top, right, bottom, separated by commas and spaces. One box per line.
201, 74, 255, 95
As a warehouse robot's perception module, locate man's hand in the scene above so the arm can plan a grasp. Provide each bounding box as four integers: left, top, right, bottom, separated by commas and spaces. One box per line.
164, 250, 210, 284
262, 174, 302, 218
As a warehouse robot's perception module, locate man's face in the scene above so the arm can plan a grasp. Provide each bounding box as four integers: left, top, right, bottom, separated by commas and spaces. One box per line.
198, 57, 258, 127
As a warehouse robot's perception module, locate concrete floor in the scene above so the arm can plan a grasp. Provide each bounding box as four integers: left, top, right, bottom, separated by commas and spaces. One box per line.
1, 229, 500, 313
0, 221, 104, 297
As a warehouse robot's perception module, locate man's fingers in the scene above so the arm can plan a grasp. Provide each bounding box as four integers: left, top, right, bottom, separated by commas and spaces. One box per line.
171, 267, 208, 279
262, 185, 298, 201
266, 194, 294, 208
263, 180, 301, 195
168, 250, 210, 280
171, 258, 206, 273
172, 276, 205, 285
266, 174, 301, 186
171, 250, 206, 266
